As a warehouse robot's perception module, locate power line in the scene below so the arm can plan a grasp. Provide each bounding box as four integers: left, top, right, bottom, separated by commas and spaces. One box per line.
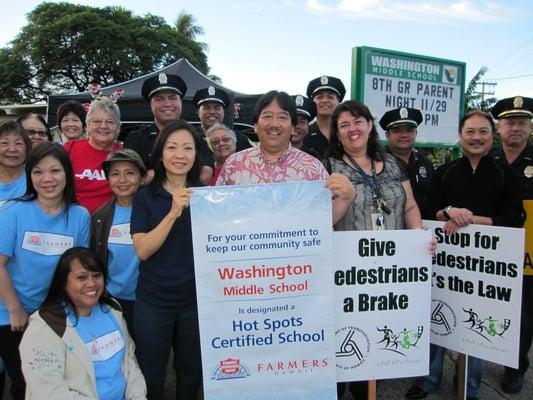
488, 34, 533, 73
485, 73, 533, 81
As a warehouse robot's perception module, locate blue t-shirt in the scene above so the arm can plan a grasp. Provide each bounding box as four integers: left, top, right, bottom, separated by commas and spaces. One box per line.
107, 205, 140, 301
131, 185, 196, 308
0, 201, 90, 324
0, 172, 26, 206
69, 305, 126, 400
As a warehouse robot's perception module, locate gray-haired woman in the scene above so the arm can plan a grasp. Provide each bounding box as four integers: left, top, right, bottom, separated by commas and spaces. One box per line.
65, 97, 122, 213
206, 123, 237, 185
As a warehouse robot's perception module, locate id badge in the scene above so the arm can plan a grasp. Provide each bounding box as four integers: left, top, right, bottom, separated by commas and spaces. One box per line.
371, 213, 385, 230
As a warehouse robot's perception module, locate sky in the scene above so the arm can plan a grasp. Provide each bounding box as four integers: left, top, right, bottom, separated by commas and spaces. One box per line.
2, 0, 532, 101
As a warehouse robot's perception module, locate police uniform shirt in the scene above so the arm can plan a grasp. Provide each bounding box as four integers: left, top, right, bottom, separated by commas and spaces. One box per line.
424, 155, 524, 227
123, 123, 160, 170
302, 122, 330, 160
124, 124, 212, 170
386, 147, 434, 210
491, 143, 533, 200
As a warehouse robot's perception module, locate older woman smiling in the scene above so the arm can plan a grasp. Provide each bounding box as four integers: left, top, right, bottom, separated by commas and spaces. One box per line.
206, 123, 237, 185
64, 97, 121, 213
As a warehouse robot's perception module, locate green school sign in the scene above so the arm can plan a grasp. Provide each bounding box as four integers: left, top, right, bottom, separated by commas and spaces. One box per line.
352, 46, 466, 147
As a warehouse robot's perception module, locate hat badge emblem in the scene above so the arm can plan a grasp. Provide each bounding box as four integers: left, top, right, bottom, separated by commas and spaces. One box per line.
295, 96, 304, 106
158, 73, 168, 84
513, 96, 523, 109
208, 86, 216, 96
320, 76, 328, 85
400, 108, 408, 119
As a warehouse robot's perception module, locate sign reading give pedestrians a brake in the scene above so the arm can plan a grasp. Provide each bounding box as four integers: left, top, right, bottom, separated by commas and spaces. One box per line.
352, 46, 466, 146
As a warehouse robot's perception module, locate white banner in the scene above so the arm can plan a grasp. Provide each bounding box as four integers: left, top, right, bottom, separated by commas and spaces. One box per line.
191, 182, 337, 400
333, 229, 432, 381
423, 220, 525, 367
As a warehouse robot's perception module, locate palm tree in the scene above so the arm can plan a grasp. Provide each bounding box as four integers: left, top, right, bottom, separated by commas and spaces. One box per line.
175, 11, 208, 51
464, 67, 497, 112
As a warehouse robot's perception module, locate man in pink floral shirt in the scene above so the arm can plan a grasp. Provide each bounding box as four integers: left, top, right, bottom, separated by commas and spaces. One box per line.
216, 90, 355, 224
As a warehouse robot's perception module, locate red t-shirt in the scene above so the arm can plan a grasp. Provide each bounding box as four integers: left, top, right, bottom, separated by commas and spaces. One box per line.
65, 139, 121, 213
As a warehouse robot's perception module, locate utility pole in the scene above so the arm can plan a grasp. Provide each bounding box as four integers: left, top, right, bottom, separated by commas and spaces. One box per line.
474, 81, 497, 110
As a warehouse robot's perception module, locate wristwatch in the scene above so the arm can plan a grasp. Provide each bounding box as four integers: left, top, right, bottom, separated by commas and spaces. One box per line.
443, 206, 453, 220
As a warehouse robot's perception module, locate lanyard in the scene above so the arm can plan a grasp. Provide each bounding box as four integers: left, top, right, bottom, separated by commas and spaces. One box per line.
344, 153, 391, 215
344, 153, 381, 198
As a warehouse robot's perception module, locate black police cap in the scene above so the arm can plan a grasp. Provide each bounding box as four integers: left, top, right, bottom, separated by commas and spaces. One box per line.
490, 96, 533, 119
193, 86, 230, 108
141, 73, 187, 102
379, 107, 423, 131
306, 76, 346, 101
291, 95, 316, 122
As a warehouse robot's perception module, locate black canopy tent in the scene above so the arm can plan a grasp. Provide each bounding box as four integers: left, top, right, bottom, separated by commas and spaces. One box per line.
46, 58, 261, 138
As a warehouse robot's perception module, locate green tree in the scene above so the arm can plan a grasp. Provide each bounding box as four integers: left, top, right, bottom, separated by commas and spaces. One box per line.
464, 67, 497, 112
0, 2, 209, 103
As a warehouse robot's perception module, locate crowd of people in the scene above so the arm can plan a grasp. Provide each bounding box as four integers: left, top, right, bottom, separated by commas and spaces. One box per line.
0, 69, 531, 400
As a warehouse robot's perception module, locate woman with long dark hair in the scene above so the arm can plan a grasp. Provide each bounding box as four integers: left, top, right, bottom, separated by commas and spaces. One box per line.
327, 100, 427, 399
0, 142, 90, 399
131, 120, 203, 400
19, 247, 146, 399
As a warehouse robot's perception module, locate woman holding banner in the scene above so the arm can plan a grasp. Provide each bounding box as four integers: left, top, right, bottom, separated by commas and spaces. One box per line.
326, 100, 425, 399
131, 120, 203, 400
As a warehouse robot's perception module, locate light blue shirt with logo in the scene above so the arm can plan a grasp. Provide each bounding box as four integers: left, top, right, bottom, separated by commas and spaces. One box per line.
69, 305, 126, 400
107, 205, 140, 301
0, 200, 90, 325
0, 172, 26, 206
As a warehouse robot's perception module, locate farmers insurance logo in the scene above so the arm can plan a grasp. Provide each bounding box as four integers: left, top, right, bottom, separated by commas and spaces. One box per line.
335, 326, 370, 370
443, 65, 458, 84
22, 231, 74, 256
430, 299, 457, 336
376, 325, 424, 356
212, 358, 250, 380
462, 307, 511, 342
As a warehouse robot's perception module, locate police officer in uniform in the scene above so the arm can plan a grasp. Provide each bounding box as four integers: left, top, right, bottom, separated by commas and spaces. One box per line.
302, 75, 346, 159
490, 96, 533, 394
290, 95, 316, 150
124, 73, 188, 182
380, 107, 434, 210
193, 86, 252, 167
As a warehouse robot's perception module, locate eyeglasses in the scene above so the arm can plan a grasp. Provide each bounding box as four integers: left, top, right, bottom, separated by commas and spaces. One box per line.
210, 137, 233, 146
25, 129, 48, 137
91, 119, 117, 127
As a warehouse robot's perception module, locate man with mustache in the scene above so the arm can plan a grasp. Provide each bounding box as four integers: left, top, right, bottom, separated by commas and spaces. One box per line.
490, 96, 533, 394
302, 75, 346, 159
216, 90, 355, 224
